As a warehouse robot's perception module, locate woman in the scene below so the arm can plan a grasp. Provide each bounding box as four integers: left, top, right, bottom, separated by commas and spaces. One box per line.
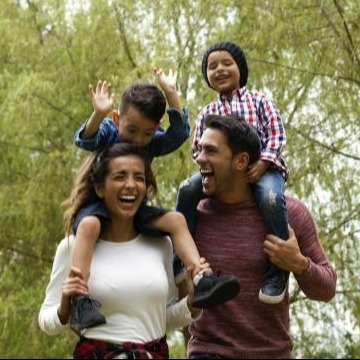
38, 142, 204, 359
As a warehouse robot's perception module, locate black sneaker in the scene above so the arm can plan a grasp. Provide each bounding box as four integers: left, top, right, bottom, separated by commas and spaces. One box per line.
259, 270, 289, 304
192, 272, 240, 309
70, 295, 106, 332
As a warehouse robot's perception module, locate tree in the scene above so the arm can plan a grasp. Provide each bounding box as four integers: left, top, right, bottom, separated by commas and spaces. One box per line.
0, 0, 358, 358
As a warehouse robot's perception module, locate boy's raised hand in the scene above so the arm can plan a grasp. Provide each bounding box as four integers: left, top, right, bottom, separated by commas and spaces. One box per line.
153, 67, 182, 115
154, 68, 177, 92
89, 80, 115, 117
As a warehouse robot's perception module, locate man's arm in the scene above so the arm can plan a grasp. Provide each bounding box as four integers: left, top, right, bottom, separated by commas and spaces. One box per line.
263, 197, 337, 302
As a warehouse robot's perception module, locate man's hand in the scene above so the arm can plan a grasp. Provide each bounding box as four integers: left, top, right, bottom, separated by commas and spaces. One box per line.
263, 226, 309, 275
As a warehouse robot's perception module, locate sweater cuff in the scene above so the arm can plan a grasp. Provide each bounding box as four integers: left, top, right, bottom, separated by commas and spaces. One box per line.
295, 257, 313, 280
56, 306, 70, 327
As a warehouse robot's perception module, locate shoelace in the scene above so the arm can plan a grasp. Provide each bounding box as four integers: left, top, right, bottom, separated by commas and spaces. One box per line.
266, 275, 287, 289
83, 297, 102, 309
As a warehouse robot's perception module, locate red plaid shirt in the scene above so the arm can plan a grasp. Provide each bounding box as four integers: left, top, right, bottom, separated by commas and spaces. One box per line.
193, 87, 289, 180
73, 335, 169, 359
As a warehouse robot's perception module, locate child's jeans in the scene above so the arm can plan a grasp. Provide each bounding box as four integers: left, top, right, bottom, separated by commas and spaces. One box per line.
175, 172, 204, 237
173, 169, 289, 280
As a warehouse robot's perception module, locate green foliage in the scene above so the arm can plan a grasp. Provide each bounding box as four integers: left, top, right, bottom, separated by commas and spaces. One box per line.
168, 330, 187, 358
0, 0, 359, 358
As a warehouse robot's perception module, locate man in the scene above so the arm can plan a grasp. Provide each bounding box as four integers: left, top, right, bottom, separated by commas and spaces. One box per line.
187, 114, 337, 359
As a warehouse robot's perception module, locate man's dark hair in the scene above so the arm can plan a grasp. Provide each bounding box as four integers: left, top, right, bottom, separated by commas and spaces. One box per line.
204, 114, 261, 165
119, 83, 166, 123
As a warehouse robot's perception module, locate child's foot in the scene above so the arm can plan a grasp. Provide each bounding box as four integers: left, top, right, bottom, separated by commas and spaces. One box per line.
259, 270, 289, 304
192, 272, 240, 308
70, 295, 106, 332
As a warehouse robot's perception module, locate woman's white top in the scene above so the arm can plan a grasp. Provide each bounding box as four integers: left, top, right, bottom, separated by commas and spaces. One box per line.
38, 234, 198, 344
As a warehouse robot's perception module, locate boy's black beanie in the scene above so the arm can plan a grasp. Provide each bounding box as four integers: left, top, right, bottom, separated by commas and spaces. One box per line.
201, 41, 248, 89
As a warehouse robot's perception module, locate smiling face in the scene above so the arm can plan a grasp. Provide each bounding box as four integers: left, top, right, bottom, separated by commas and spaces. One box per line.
118, 105, 159, 148
196, 127, 237, 201
196, 126, 250, 203
95, 154, 147, 221
206, 50, 240, 96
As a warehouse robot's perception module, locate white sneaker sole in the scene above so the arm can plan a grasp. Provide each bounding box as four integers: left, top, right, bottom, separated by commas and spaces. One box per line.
258, 288, 286, 304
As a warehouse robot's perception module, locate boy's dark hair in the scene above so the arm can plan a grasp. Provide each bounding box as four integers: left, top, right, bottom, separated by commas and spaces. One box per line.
119, 83, 166, 123
204, 114, 260, 165
202, 41, 248, 89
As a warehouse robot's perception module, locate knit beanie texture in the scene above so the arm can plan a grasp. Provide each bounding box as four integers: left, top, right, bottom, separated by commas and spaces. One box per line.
202, 41, 248, 89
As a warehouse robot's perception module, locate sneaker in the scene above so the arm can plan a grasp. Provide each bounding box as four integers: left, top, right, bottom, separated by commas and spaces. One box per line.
70, 295, 106, 332
259, 270, 289, 304
192, 272, 240, 309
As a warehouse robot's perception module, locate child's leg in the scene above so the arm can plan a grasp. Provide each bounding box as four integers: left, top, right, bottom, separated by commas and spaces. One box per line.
252, 170, 289, 304
149, 211, 240, 308
150, 211, 202, 277
253, 170, 289, 239
70, 202, 108, 332
173, 172, 205, 283
72, 216, 101, 281
175, 172, 205, 236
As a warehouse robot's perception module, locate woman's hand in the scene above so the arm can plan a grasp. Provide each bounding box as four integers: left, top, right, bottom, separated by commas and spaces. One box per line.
57, 267, 89, 325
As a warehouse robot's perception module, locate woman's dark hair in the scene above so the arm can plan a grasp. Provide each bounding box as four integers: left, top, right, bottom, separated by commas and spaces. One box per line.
62, 142, 157, 235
